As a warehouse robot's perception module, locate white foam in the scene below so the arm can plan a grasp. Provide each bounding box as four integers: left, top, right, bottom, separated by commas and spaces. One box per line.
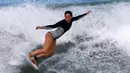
0, 2, 130, 73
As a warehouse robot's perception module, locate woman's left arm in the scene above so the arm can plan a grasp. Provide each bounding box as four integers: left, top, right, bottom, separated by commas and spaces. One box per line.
72, 11, 92, 21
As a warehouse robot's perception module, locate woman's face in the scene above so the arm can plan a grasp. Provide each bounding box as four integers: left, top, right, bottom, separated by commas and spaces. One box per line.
65, 13, 72, 23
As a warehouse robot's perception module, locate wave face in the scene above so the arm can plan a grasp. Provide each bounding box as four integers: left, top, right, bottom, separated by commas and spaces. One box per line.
0, 1, 130, 73
0, 0, 130, 7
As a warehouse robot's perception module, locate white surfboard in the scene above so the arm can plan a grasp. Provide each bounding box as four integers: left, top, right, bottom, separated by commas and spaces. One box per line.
19, 53, 39, 70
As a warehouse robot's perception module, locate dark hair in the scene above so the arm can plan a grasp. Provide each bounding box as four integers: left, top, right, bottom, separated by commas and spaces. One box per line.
65, 11, 72, 17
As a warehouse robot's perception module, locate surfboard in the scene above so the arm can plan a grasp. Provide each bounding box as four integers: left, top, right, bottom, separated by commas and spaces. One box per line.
19, 53, 39, 70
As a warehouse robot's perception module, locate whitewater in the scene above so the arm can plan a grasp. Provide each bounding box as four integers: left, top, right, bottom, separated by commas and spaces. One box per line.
0, 1, 130, 73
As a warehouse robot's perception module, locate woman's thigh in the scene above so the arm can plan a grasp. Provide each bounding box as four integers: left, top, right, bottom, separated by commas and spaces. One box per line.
43, 32, 54, 52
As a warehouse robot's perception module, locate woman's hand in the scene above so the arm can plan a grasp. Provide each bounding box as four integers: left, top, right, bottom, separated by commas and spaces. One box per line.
36, 26, 41, 30
86, 11, 92, 14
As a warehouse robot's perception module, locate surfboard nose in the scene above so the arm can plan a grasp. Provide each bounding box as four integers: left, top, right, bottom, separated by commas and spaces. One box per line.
19, 52, 39, 70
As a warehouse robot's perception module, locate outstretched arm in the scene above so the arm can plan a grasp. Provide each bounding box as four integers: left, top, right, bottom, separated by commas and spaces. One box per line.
36, 21, 61, 30
72, 11, 92, 21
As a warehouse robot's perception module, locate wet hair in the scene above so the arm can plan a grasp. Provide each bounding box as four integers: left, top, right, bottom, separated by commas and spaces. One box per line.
64, 11, 72, 17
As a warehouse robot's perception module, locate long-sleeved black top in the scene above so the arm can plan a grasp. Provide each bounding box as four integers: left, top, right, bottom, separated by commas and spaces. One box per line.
43, 13, 87, 32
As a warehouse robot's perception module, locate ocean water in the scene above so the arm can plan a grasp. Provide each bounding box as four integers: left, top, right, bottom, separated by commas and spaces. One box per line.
0, 0, 130, 73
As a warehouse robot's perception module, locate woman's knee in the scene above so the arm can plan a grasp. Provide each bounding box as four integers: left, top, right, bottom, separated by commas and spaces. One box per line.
49, 52, 54, 57
42, 51, 53, 57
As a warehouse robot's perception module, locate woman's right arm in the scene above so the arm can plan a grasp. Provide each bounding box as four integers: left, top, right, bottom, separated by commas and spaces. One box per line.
36, 26, 44, 30
36, 20, 62, 30
36, 25, 56, 30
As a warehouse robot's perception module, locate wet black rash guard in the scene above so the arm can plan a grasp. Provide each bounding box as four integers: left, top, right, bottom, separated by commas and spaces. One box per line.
42, 13, 87, 39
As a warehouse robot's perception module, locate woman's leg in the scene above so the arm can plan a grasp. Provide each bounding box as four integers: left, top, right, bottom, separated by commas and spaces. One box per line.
29, 32, 54, 61
49, 40, 56, 56
36, 40, 56, 58
30, 40, 56, 65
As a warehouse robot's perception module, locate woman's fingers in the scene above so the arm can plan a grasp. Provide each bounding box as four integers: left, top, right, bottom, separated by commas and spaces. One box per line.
36, 26, 40, 30
86, 11, 92, 14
